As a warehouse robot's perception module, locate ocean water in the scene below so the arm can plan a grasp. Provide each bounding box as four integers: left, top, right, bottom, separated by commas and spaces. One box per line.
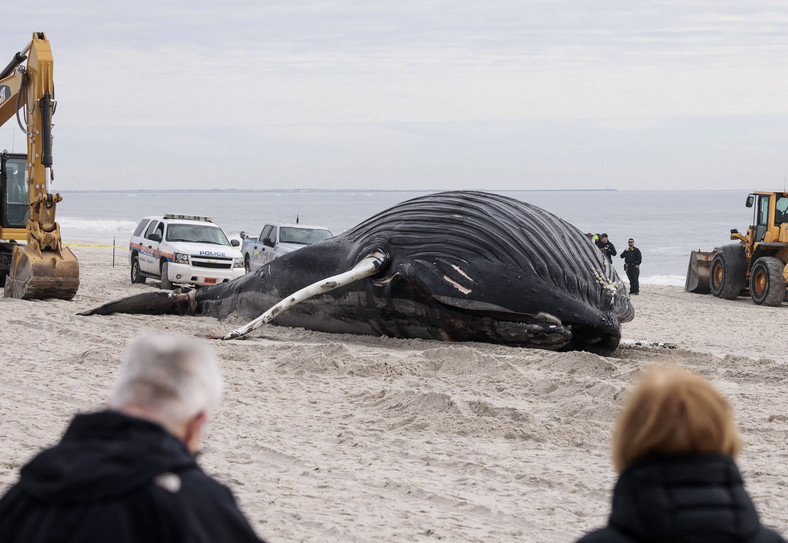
55, 189, 755, 286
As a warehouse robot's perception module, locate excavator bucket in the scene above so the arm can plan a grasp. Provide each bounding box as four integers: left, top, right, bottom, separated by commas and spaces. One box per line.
3, 243, 79, 300
685, 250, 715, 294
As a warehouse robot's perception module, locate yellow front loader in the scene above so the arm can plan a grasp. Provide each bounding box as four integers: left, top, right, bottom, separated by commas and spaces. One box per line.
686, 191, 788, 306
0, 32, 78, 299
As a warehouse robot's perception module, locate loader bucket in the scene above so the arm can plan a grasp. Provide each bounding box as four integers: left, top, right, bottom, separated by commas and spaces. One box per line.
685, 250, 715, 294
3, 244, 79, 300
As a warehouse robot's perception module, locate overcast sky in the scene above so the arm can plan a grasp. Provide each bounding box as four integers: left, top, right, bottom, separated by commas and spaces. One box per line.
2, 1, 788, 191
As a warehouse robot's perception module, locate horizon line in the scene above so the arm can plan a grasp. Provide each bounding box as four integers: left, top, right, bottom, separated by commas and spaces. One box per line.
59, 188, 623, 194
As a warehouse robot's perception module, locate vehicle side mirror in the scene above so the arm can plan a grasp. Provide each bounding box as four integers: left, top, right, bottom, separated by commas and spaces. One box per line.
231, 239, 240, 247
149, 233, 162, 242
746, 194, 754, 208
263, 237, 274, 248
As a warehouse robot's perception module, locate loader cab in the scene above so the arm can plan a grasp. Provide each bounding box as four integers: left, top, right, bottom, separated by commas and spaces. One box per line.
747, 191, 788, 243
775, 194, 788, 227
748, 193, 771, 242
0, 152, 29, 231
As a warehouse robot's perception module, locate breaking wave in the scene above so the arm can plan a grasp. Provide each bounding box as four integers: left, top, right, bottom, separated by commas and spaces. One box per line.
640, 274, 684, 286
57, 217, 138, 244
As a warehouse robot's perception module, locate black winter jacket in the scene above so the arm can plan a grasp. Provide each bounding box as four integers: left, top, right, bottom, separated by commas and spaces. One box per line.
620, 246, 642, 269
596, 240, 617, 262
0, 410, 264, 542
576, 454, 784, 543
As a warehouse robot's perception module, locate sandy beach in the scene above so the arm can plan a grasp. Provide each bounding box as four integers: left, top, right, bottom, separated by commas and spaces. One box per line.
1, 246, 786, 542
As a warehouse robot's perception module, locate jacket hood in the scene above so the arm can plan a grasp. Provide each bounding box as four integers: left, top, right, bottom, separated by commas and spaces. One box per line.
19, 410, 196, 503
609, 454, 762, 542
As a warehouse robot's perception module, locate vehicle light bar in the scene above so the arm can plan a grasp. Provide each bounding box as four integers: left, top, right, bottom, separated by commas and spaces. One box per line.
163, 213, 213, 222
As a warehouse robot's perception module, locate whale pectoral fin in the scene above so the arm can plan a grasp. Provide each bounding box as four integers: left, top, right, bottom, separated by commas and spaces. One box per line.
223, 250, 390, 340
404, 257, 531, 314
398, 258, 573, 348
401, 256, 480, 298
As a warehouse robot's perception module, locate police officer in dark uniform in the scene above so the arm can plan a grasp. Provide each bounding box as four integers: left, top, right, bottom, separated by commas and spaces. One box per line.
620, 237, 642, 295
595, 233, 617, 263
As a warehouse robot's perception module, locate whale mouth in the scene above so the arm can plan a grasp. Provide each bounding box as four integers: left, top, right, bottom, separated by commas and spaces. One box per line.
559, 325, 621, 354
484, 316, 620, 353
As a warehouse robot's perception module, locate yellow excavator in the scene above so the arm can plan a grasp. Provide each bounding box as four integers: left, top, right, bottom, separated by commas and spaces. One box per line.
0, 32, 79, 299
686, 191, 788, 306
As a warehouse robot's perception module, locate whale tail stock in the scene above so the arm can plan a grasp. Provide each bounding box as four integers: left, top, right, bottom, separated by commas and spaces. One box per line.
77, 289, 197, 317
77, 249, 391, 339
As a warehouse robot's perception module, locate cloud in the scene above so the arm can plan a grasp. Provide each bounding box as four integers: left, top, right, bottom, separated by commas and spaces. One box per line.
3, 1, 788, 190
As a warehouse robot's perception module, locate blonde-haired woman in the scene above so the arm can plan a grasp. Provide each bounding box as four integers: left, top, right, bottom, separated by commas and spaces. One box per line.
575, 367, 785, 542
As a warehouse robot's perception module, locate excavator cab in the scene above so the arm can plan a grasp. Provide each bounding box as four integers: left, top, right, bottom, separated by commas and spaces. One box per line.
1, 153, 29, 231
0, 150, 79, 299
0, 153, 25, 283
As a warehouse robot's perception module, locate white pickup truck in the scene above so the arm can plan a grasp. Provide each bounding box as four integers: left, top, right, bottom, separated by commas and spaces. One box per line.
129, 214, 245, 289
240, 222, 333, 272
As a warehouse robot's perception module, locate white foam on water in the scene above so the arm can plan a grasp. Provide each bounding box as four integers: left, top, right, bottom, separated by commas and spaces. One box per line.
56, 217, 138, 244
58, 217, 138, 232
640, 274, 685, 286
648, 245, 683, 254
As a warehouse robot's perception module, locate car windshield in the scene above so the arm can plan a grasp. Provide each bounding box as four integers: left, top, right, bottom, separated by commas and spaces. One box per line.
166, 224, 230, 245
279, 227, 333, 245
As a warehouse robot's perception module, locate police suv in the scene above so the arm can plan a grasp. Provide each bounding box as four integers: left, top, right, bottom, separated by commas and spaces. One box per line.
129, 214, 245, 289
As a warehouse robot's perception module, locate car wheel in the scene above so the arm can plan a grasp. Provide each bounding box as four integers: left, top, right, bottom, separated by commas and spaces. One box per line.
750, 257, 786, 306
160, 260, 172, 290
131, 255, 145, 284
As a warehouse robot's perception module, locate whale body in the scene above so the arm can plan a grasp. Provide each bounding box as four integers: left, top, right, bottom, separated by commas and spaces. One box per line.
83, 191, 634, 352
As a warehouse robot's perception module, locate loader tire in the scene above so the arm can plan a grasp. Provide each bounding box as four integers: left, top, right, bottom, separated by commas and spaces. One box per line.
750, 257, 786, 306
130, 255, 145, 284
709, 251, 745, 299
160, 260, 173, 290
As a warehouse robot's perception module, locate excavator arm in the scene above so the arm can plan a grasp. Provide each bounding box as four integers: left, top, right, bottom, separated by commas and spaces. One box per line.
0, 58, 27, 126
0, 32, 79, 299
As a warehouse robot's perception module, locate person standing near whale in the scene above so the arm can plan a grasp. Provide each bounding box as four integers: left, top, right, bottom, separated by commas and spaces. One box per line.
620, 238, 642, 295
595, 233, 617, 264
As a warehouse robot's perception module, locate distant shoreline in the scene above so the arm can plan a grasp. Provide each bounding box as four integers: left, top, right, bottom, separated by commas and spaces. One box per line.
59, 188, 620, 194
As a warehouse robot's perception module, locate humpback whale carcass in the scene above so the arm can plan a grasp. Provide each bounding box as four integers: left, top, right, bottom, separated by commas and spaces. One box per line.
81, 191, 634, 352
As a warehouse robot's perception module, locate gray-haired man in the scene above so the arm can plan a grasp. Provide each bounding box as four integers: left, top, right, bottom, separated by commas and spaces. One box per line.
0, 333, 265, 542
